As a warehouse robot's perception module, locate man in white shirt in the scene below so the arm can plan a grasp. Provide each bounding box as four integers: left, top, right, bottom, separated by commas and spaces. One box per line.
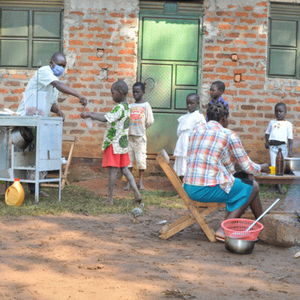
18, 52, 87, 119
17, 52, 87, 195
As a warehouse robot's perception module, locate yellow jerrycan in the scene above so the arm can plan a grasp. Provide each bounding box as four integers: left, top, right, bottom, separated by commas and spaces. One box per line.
5, 178, 25, 206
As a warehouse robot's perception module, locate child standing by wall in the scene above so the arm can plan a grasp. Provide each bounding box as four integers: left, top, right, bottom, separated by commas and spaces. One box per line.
209, 80, 229, 112
126, 82, 154, 190
81, 80, 141, 205
265, 102, 293, 167
173, 93, 206, 180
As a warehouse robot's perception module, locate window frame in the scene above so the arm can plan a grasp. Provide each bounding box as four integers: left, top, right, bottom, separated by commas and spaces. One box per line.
0, 6, 63, 69
268, 3, 300, 79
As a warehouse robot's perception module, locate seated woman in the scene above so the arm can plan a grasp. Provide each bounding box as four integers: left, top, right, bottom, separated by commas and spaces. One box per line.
183, 102, 269, 241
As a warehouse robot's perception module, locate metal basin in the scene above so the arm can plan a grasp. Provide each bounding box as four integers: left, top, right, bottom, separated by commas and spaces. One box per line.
11, 127, 33, 150
284, 157, 300, 176
225, 237, 256, 254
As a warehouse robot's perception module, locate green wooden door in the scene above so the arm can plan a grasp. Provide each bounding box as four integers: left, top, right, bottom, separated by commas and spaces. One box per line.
138, 14, 202, 154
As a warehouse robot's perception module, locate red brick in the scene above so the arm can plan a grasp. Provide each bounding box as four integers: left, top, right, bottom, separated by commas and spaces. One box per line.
88, 56, 102, 61
218, 24, 232, 30
0, 88, 9, 93
239, 90, 254, 96
72, 83, 86, 88
69, 25, 84, 31
70, 11, 84, 16
80, 48, 94, 53
11, 88, 24, 94
107, 56, 122, 62
234, 25, 249, 30
80, 77, 95, 82
252, 13, 267, 18
233, 40, 248, 45
241, 119, 254, 125
110, 13, 124, 18
216, 11, 232, 16
205, 17, 221, 22
4, 96, 19, 101
216, 67, 228, 73
223, 61, 237, 66
69, 40, 84, 45
96, 34, 111, 39
206, 46, 222, 51
241, 48, 257, 53
5, 81, 20, 86
235, 12, 248, 17
11, 74, 27, 80
204, 60, 218, 65
83, 19, 97, 23
104, 20, 116, 24
226, 32, 240, 38
240, 19, 256, 24
119, 49, 135, 55
89, 26, 104, 32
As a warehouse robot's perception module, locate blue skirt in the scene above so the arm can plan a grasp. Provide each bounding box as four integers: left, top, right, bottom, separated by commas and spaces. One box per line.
183, 178, 253, 212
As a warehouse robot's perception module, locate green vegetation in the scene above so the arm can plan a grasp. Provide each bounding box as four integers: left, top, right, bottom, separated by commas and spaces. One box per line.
0, 183, 283, 217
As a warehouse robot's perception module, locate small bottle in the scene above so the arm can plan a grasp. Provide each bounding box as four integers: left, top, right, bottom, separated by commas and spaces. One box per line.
5, 178, 25, 206
275, 148, 284, 176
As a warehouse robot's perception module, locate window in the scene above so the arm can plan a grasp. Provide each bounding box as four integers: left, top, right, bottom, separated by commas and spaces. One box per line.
269, 3, 300, 78
0, 1, 63, 68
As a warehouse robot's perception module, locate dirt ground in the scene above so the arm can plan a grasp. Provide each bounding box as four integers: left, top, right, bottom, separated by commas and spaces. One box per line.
0, 174, 300, 300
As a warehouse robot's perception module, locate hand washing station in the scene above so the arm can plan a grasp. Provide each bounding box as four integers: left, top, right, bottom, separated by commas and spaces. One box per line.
0, 115, 63, 203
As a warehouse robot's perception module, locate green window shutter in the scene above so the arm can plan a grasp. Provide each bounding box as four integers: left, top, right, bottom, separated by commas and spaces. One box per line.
269, 3, 300, 78
0, 1, 63, 68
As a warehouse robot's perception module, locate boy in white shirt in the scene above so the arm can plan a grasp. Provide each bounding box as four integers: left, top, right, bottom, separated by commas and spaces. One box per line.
265, 102, 293, 167
126, 82, 154, 190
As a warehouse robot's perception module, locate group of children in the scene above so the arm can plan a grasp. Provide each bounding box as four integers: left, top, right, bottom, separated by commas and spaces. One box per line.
81, 78, 294, 205
173, 81, 294, 180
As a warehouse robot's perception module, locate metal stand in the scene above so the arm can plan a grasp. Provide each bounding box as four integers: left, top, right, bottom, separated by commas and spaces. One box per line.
0, 116, 63, 204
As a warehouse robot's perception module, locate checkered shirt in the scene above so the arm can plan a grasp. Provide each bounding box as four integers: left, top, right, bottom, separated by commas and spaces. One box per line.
183, 121, 261, 193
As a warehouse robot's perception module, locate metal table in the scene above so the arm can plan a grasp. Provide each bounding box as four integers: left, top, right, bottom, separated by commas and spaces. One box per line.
0, 116, 63, 203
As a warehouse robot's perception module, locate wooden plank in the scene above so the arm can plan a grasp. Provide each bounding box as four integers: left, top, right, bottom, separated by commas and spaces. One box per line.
159, 215, 195, 240
255, 174, 300, 184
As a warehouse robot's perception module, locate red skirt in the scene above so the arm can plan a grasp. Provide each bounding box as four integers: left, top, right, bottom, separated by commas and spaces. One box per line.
102, 144, 130, 168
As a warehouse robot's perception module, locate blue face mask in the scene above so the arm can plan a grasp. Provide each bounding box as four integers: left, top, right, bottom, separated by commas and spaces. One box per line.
51, 64, 65, 77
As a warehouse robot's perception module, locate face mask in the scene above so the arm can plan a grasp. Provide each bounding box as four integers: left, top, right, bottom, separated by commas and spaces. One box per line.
51, 64, 65, 77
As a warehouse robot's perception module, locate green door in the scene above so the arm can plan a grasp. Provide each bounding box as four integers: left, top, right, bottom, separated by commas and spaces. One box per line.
138, 14, 202, 154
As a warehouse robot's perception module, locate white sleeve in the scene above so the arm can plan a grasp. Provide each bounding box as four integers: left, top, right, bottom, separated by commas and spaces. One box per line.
38, 67, 58, 87
145, 103, 154, 128
265, 121, 272, 135
287, 122, 293, 139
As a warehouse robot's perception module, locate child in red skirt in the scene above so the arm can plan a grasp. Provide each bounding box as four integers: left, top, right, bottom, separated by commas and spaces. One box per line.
81, 80, 141, 205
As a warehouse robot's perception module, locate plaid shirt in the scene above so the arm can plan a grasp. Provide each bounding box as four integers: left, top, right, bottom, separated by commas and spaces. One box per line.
183, 121, 261, 193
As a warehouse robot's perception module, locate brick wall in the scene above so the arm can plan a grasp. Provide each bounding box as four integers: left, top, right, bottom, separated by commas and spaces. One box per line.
0, 0, 300, 164
202, 0, 300, 163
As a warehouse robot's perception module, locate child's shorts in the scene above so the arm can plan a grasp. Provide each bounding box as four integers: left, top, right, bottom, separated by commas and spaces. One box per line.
128, 136, 147, 169
102, 144, 130, 168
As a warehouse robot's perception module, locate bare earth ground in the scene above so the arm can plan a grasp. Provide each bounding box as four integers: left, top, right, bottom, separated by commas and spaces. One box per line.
0, 173, 300, 300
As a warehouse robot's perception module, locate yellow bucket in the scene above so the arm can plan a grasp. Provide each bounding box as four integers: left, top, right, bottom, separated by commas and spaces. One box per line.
5, 178, 25, 206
